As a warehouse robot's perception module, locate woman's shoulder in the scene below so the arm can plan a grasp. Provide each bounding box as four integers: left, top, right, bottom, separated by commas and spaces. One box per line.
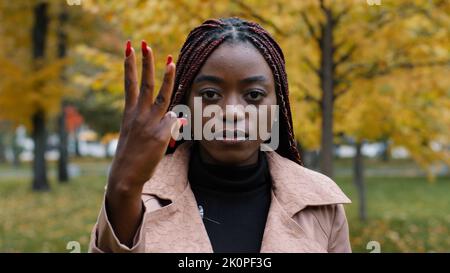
265, 150, 342, 185
265, 150, 351, 208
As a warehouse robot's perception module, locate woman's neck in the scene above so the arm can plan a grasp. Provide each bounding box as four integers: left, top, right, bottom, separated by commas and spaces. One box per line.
188, 143, 269, 193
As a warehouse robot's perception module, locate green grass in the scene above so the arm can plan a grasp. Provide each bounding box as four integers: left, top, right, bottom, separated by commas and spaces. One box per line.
0, 167, 107, 252
0, 159, 449, 252
337, 176, 450, 252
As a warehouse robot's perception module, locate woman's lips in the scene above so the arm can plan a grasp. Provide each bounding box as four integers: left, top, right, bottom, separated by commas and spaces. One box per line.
213, 130, 249, 142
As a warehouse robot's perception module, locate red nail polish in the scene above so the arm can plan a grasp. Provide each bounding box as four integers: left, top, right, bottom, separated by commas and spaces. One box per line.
166, 55, 173, 65
125, 40, 131, 57
141, 40, 148, 56
179, 118, 188, 126
169, 138, 176, 148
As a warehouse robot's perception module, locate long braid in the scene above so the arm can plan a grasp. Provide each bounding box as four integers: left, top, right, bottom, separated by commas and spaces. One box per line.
247, 34, 300, 164
249, 27, 300, 163
168, 17, 302, 165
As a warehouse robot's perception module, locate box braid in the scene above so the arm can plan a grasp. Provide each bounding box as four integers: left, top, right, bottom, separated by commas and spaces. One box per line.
167, 17, 302, 165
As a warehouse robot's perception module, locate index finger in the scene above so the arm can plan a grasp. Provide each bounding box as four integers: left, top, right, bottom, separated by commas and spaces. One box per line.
152, 55, 176, 117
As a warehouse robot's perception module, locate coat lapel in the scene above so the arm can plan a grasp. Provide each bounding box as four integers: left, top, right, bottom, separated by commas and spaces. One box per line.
260, 151, 350, 252
259, 192, 327, 252
142, 142, 213, 252
141, 142, 350, 252
142, 183, 213, 252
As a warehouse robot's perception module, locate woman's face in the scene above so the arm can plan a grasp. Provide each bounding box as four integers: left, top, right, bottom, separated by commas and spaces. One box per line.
187, 41, 277, 166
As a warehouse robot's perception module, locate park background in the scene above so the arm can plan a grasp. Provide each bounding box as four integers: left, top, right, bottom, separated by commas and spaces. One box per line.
0, 0, 449, 252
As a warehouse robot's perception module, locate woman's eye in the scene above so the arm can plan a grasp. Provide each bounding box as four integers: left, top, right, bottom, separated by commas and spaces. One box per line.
245, 90, 265, 101
201, 90, 221, 101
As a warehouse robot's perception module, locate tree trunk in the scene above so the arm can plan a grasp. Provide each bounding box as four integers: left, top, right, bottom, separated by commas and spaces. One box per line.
57, 4, 69, 183
0, 133, 6, 163
58, 105, 69, 182
353, 141, 367, 221
381, 139, 390, 162
31, 2, 49, 191
12, 130, 21, 168
319, 5, 335, 177
74, 128, 81, 157
104, 143, 111, 158
32, 110, 49, 191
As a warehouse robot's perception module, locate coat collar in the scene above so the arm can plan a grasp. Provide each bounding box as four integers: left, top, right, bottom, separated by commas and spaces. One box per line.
141, 141, 350, 252
143, 141, 350, 214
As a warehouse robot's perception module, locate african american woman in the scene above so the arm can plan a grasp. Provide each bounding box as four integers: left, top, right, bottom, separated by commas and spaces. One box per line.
89, 17, 351, 253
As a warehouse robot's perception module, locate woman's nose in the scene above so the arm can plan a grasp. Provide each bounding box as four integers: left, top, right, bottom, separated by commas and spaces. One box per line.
222, 104, 245, 123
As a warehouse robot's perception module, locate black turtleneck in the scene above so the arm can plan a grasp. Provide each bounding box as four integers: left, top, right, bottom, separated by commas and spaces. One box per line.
188, 144, 272, 253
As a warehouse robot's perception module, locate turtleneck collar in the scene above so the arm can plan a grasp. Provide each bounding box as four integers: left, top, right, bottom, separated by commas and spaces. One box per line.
188, 143, 270, 193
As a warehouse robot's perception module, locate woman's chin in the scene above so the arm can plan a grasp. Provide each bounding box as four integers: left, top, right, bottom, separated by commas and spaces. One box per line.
200, 140, 261, 166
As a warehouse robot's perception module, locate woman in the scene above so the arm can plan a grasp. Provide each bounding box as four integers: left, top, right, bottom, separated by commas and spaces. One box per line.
89, 17, 351, 253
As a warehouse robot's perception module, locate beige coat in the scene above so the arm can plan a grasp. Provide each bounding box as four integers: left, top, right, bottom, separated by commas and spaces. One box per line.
89, 142, 351, 253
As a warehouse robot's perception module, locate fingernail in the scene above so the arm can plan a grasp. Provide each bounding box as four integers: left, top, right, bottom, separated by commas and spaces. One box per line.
125, 40, 132, 57
141, 40, 148, 57
169, 138, 176, 148
166, 55, 173, 65
179, 118, 188, 126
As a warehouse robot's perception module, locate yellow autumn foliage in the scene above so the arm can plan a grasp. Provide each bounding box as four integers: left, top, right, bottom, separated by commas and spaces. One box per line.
0, 0, 447, 174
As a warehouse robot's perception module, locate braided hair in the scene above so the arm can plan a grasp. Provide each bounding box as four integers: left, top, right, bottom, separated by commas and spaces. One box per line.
168, 17, 302, 165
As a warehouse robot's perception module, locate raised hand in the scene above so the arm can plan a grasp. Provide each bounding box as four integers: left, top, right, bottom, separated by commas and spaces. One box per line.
105, 40, 186, 246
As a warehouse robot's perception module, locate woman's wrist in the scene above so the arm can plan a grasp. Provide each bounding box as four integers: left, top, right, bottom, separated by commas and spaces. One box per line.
107, 176, 144, 201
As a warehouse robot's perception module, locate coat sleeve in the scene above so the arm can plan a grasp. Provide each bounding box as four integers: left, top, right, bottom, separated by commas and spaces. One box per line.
327, 204, 352, 253
88, 195, 147, 253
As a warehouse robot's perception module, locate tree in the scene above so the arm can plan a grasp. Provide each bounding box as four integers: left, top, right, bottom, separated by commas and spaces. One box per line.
336, 0, 449, 220
76, 0, 449, 188
57, 3, 69, 183
0, 122, 8, 163
0, 1, 70, 190
31, 2, 50, 190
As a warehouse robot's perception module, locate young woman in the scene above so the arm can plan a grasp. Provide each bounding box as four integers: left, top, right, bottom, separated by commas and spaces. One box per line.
89, 17, 351, 253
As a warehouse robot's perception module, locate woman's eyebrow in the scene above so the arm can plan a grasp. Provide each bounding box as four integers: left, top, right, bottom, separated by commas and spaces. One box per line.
239, 75, 267, 84
193, 74, 224, 84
